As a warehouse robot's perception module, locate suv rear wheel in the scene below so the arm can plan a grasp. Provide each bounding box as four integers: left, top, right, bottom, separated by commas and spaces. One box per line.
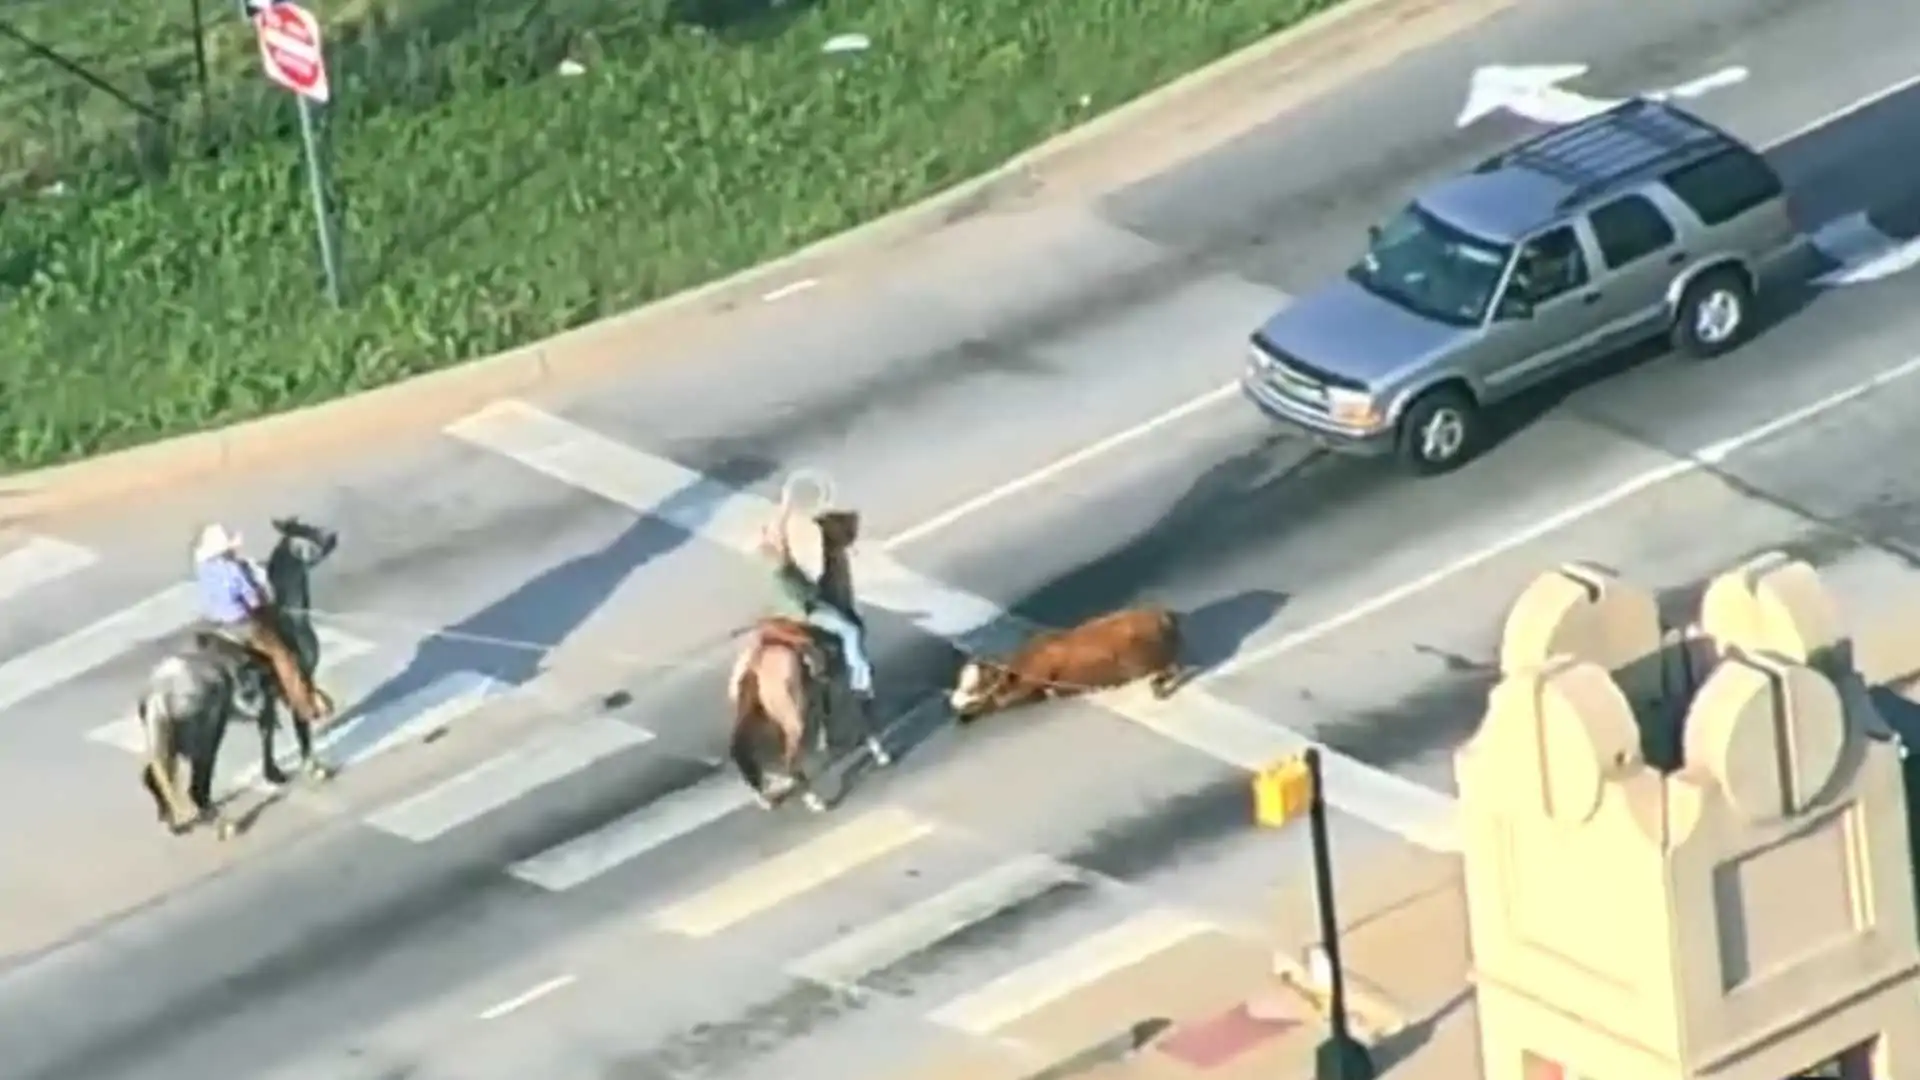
1397, 386, 1480, 476
1671, 268, 1753, 359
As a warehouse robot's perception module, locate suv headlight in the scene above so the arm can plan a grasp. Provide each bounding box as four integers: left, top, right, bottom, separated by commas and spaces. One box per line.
1326, 387, 1384, 430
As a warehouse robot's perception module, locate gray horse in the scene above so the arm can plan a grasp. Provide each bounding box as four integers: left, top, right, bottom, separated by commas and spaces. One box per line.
138, 517, 341, 838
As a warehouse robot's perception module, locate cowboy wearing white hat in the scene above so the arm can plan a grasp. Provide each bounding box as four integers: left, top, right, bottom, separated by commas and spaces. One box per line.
192, 523, 332, 725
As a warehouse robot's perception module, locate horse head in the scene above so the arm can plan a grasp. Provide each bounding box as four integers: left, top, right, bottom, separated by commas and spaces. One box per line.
269, 516, 338, 567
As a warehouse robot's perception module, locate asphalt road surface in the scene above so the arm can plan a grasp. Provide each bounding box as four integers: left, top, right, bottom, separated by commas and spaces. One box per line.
4, 0, 1920, 1076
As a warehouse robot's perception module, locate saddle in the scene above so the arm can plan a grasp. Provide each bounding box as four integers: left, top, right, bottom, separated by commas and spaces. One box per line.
756, 617, 844, 684
191, 623, 272, 682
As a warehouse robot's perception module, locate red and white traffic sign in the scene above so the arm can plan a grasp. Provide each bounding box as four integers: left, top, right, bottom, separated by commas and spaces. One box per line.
254, 2, 330, 104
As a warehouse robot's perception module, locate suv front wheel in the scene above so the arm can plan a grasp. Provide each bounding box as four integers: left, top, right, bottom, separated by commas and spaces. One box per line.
1671, 268, 1753, 359
1396, 386, 1480, 476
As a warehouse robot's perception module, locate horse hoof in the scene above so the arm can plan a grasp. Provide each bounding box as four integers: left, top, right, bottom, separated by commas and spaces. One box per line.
752, 790, 776, 811
216, 820, 238, 842
262, 766, 291, 787
802, 791, 829, 813
304, 760, 336, 783
866, 739, 892, 768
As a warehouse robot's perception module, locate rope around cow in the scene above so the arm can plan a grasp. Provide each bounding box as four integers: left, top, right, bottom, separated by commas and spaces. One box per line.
283, 605, 1152, 699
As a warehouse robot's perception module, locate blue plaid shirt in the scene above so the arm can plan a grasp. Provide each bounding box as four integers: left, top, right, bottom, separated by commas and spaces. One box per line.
196, 556, 263, 624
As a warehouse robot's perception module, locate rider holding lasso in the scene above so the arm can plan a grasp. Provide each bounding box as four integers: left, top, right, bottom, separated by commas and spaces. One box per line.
757, 503, 878, 724
191, 523, 334, 727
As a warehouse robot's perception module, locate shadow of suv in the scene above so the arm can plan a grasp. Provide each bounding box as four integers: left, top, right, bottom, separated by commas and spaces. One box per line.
1240, 98, 1802, 476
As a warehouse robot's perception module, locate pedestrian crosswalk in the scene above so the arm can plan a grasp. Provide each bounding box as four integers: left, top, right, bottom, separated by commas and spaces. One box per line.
0, 397, 1342, 1049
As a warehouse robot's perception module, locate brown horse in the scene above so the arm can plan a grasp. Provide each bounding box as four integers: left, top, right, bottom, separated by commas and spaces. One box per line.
726, 508, 891, 810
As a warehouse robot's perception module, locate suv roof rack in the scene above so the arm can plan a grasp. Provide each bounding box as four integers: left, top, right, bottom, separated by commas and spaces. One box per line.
1472, 98, 1733, 211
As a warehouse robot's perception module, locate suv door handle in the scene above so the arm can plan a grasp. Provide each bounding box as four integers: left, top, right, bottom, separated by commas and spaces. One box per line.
1668, 251, 1688, 266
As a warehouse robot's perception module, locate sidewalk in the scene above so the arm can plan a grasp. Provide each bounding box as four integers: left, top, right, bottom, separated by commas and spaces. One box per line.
891, 839, 1476, 1080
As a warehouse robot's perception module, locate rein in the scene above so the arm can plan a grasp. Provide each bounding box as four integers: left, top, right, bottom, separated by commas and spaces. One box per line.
280, 604, 757, 672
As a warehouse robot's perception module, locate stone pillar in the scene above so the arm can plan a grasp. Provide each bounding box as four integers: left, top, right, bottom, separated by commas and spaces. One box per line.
1458, 555, 1920, 1080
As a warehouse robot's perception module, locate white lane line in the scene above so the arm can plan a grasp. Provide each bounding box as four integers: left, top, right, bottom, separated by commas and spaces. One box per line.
509, 771, 754, 892
877, 382, 1241, 551
448, 402, 1450, 847
477, 974, 575, 1021
366, 714, 650, 842
927, 908, 1213, 1035
650, 806, 937, 938
787, 853, 1084, 989
0, 536, 97, 604
0, 583, 202, 714
1766, 69, 1920, 148
762, 278, 818, 302
85, 624, 375, 754
1211, 348, 1920, 682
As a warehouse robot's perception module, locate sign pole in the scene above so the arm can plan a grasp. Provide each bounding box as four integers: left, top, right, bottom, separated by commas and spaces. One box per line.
295, 94, 343, 307
253, 1, 342, 306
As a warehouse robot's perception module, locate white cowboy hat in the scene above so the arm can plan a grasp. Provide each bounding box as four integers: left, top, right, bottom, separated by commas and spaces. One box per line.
192, 523, 243, 564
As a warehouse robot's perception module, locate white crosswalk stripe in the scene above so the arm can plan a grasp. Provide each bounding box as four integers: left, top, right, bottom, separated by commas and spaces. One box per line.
509, 771, 755, 891
787, 853, 1087, 988
0, 583, 200, 714
0, 535, 97, 603
649, 806, 935, 937
366, 714, 649, 842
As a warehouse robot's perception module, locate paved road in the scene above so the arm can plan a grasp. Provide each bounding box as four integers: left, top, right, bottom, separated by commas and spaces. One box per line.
4, 0, 1920, 1076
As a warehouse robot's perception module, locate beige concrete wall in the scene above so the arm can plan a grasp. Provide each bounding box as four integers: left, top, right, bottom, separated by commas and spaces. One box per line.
1459, 555, 1920, 1080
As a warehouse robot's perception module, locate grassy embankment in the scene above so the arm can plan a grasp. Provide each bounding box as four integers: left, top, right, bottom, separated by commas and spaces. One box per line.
0, 0, 1343, 470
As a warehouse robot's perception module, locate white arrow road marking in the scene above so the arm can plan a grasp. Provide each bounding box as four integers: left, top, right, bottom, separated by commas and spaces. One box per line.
1810, 211, 1920, 286
1456, 63, 1750, 128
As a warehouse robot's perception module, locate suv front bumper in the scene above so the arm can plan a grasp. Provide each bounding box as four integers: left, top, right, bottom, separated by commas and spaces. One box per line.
1239, 373, 1394, 457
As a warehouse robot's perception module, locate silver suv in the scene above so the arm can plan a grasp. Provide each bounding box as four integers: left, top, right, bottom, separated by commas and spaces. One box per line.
1241, 98, 1801, 475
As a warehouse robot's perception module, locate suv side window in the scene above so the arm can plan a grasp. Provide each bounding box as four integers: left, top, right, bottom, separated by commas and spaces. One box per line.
1662, 148, 1784, 226
1508, 226, 1589, 307
1589, 195, 1677, 268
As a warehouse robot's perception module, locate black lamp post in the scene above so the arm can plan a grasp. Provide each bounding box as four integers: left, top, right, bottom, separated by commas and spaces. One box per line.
1302, 747, 1378, 1080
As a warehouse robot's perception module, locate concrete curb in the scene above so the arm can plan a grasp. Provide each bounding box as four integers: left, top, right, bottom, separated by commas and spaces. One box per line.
0, 0, 1508, 524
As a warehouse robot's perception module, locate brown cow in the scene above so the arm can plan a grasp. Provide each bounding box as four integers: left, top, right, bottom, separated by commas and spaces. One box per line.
946, 607, 1188, 722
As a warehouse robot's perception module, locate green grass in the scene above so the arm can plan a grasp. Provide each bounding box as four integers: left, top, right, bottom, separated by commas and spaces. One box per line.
0, 0, 1343, 471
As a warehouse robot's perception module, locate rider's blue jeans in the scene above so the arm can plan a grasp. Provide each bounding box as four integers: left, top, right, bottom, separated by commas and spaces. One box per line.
806, 605, 874, 696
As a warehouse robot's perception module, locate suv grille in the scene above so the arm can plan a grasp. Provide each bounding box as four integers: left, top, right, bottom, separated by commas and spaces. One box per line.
1249, 336, 1366, 417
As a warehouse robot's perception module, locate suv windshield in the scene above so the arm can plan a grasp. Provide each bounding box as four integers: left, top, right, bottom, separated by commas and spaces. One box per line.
1349, 204, 1513, 327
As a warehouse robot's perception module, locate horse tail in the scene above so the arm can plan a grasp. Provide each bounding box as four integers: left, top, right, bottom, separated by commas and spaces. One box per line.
729, 712, 767, 794
137, 690, 172, 762
728, 672, 768, 794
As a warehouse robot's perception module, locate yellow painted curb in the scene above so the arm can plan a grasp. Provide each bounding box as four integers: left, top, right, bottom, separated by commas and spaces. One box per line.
0, 0, 1510, 523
